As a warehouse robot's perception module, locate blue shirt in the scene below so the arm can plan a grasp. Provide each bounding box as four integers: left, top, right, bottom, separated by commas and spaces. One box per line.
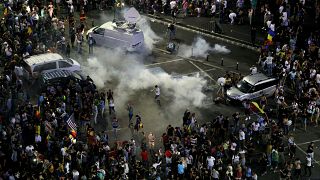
178, 164, 184, 174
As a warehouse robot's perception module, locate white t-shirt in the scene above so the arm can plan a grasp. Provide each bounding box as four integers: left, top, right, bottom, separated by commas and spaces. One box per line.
265, 56, 273, 64
253, 122, 260, 131
230, 142, 237, 151
25, 145, 34, 156
170, 1, 177, 9
306, 157, 312, 166
35, 135, 42, 143
316, 74, 320, 84
155, 87, 160, 96
239, 130, 245, 141
250, 66, 257, 74
229, 12, 237, 19
207, 156, 215, 167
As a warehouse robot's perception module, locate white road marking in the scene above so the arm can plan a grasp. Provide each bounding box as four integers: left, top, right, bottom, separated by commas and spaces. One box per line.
182, 57, 224, 70
144, 58, 184, 67
187, 60, 216, 82
296, 139, 320, 146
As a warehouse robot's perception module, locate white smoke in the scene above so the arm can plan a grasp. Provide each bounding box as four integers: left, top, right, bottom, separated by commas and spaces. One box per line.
178, 37, 231, 58
84, 47, 207, 110
136, 17, 162, 53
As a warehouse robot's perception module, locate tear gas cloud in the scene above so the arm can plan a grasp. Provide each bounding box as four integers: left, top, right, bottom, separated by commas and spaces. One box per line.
84, 48, 207, 110
178, 37, 231, 58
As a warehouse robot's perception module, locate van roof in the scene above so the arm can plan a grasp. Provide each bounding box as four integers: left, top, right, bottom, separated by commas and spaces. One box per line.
243, 73, 273, 85
25, 53, 63, 66
100, 21, 142, 35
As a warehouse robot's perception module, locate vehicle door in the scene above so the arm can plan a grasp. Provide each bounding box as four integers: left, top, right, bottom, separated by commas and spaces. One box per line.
249, 83, 266, 100
92, 28, 105, 45
262, 80, 278, 97
58, 61, 73, 71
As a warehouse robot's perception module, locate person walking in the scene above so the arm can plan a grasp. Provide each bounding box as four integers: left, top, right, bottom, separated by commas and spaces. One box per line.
127, 103, 134, 127
151, 85, 161, 106
304, 154, 312, 177
147, 132, 155, 150
134, 114, 143, 133
108, 98, 115, 115
111, 117, 119, 139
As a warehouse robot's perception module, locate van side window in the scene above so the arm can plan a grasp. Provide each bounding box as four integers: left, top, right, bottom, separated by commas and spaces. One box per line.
59, 61, 72, 68
34, 62, 57, 72
94, 28, 104, 35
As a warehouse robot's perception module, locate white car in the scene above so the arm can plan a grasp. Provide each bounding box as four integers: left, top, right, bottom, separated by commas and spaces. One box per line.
21, 53, 81, 79
226, 73, 278, 102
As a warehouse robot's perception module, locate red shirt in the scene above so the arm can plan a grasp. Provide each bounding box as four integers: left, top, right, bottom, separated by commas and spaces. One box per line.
165, 150, 172, 158
141, 150, 148, 161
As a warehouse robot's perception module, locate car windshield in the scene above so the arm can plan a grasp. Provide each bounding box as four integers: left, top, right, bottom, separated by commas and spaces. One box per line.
236, 80, 253, 93
66, 58, 74, 64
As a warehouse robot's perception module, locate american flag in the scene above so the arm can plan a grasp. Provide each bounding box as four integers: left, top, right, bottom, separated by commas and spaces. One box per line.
66, 113, 77, 131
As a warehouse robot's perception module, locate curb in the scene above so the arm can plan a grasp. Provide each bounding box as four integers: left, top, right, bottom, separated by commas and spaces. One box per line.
144, 14, 260, 52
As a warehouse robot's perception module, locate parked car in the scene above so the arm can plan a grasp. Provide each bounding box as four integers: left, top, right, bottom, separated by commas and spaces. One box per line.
226, 73, 278, 102
21, 53, 81, 79
39, 70, 95, 91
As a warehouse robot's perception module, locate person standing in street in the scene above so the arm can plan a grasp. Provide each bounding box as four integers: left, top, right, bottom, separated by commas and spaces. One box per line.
306, 142, 314, 167
111, 116, 119, 139
88, 34, 94, 54
127, 103, 134, 127
76, 32, 83, 54
151, 85, 161, 106
108, 98, 115, 115
148, 132, 155, 151
304, 154, 312, 177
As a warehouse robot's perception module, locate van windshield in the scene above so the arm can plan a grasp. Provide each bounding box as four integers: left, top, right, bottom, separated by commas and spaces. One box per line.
237, 80, 253, 93
66, 58, 74, 64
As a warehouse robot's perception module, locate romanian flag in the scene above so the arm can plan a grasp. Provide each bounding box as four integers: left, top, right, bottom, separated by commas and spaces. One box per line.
250, 101, 265, 114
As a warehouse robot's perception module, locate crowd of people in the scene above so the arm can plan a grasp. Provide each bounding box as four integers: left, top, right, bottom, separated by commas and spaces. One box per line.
0, 0, 319, 179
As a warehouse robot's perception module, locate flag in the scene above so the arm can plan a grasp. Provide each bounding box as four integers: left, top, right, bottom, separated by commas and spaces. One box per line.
45, 121, 53, 134
250, 101, 265, 114
66, 113, 77, 131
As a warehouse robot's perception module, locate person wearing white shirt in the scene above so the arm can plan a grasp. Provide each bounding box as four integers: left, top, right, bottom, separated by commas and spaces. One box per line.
170, 0, 176, 10
152, 85, 161, 106
207, 156, 215, 170
305, 155, 312, 176
265, 54, 274, 76
210, 3, 216, 16
35, 134, 42, 143
316, 74, 320, 88
229, 11, 237, 24
239, 129, 245, 149
250, 65, 257, 75
72, 169, 80, 180
25, 145, 34, 157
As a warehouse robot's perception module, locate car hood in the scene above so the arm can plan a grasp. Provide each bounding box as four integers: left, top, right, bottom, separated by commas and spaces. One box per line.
86, 27, 97, 35
227, 86, 246, 99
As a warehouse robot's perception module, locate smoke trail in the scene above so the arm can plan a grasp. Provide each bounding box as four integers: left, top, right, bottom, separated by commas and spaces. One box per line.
178, 36, 231, 58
